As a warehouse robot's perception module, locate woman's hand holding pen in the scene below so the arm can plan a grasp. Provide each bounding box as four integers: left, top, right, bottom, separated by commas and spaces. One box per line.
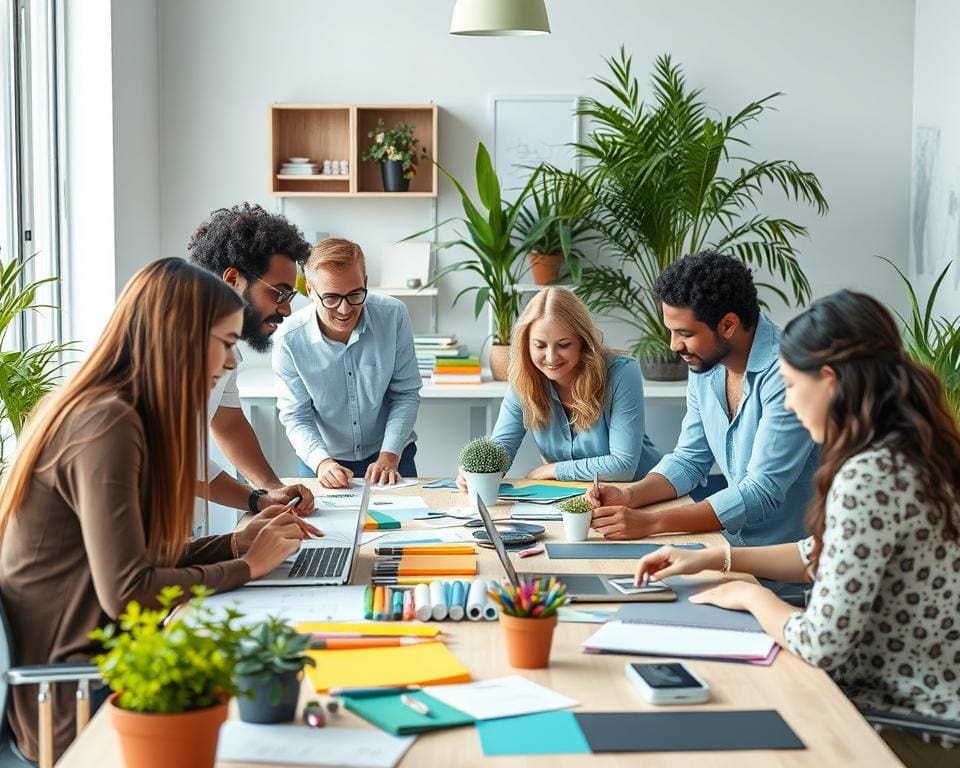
241, 511, 320, 579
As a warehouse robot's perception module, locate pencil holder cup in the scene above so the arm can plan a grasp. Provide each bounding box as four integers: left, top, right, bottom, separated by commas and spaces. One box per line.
463, 470, 504, 507
499, 613, 558, 669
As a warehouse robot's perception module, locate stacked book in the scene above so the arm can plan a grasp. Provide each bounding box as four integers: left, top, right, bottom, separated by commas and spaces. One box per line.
415, 334, 469, 379
432, 357, 482, 385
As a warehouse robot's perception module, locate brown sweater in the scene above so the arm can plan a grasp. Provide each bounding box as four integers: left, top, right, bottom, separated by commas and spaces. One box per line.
0, 396, 250, 762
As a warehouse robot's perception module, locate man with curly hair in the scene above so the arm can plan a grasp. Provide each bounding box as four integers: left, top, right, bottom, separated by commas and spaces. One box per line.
587, 250, 817, 546
188, 203, 315, 520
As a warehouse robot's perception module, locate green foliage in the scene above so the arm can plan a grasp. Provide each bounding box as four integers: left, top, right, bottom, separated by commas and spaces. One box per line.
90, 586, 247, 714
408, 143, 557, 344
882, 257, 960, 418
0, 256, 75, 469
514, 168, 597, 283
361, 119, 419, 180
459, 436, 510, 473
234, 616, 315, 706
573, 48, 828, 360
557, 497, 592, 514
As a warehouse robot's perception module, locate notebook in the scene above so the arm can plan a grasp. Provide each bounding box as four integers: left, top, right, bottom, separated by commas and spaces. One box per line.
545, 542, 705, 560
340, 690, 474, 735
614, 579, 764, 633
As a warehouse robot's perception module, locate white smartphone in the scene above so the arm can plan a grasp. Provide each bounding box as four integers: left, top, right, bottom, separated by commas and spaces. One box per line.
624, 662, 710, 704
607, 577, 669, 595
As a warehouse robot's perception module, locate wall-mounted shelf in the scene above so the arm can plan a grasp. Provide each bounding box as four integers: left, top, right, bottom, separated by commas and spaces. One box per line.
269, 103, 438, 197
370, 285, 439, 332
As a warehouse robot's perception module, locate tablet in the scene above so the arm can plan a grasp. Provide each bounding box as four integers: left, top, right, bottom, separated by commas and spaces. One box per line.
607, 577, 670, 595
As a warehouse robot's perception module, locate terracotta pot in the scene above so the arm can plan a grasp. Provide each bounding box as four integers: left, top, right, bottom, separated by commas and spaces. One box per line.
640, 355, 689, 382
108, 692, 228, 768
488, 344, 510, 381
528, 252, 563, 285
499, 613, 558, 669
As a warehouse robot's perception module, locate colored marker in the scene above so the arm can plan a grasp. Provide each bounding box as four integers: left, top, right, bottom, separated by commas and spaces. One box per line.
429, 580, 448, 620
414, 582, 432, 622
363, 585, 374, 620
372, 586, 385, 620
448, 580, 466, 621
402, 588, 415, 621
391, 588, 404, 620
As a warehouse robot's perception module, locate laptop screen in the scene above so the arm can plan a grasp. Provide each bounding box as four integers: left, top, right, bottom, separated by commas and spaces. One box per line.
476, 496, 520, 587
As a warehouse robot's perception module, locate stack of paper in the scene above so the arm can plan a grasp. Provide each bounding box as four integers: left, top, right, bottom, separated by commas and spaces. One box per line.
432, 357, 482, 385
582, 621, 777, 663
511, 502, 562, 521
198, 586, 367, 627
498, 483, 585, 504
414, 335, 468, 379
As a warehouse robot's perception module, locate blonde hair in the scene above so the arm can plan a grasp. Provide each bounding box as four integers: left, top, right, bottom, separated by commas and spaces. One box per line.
305, 237, 366, 279
0, 258, 243, 567
508, 288, 608, 432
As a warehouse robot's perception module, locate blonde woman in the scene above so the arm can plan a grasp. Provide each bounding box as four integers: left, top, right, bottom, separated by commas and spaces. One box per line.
461, 288, 660, 486
0, 259, 316, 762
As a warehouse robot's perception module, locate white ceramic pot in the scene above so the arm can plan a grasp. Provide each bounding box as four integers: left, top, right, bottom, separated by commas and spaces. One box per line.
463, 471, 504, 508
562, 511, 591, 542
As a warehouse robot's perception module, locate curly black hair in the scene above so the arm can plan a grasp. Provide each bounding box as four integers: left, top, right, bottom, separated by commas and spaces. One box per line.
653, 250, 760, 330
187, 203, 310, 279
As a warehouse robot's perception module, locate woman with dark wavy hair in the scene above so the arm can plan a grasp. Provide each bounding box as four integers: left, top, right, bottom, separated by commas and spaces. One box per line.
633, 290, 960, 767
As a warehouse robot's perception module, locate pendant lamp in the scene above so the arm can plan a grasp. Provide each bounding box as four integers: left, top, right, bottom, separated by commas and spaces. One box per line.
449, 0, 551, 36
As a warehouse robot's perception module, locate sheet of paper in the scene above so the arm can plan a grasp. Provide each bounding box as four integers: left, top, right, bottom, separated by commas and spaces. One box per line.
302, 508, 362, 546
216, 722, 414, 767
367, 478, 420, 490
557, 607, 615, 623
511, 502, 561, 520
477, 711, 591, 756
369, 495, 431, 511
199, 585, 366, 626
361, 529, 471, 546
425, 676, 578, 721
582, 621, 776, 659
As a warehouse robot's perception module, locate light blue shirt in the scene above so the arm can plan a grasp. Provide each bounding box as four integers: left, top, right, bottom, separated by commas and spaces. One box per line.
650, 315, 817, 546
491, 354, 662, 482
273, 293, 422, 471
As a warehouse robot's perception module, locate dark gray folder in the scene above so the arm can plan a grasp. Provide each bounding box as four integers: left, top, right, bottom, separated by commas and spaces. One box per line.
574, 710, 805, 752
545, 542, 704, 560
614, 579, 763, 632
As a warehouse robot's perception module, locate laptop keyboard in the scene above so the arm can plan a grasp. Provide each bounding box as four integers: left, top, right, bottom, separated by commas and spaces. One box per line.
288, 547, 350, 579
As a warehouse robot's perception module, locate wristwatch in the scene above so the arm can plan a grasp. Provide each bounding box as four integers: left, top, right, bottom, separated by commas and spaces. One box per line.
247, 488, 268, 514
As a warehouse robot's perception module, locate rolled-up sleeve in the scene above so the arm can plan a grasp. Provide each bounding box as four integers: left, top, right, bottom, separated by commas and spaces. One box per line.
708, 373, 814, 535
649, 380, 715, 494
490, 387, 527, 471
381, 307, 422, 456
274, 338, 330, 473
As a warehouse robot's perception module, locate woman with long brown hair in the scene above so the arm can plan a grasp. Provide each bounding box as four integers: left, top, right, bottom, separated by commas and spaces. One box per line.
459, 287, 660, 485
633, 290, 960, 766
0, 258, 315, 762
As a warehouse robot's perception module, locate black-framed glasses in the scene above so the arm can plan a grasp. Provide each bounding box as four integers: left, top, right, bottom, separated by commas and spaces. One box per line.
253, 275, 297, 305
316, 288, 368, 309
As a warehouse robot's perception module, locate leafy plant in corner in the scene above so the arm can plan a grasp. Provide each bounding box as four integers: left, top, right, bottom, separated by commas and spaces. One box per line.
234, 617, 315, 706
361, 119, 419, 180
881, 257, 960, 418
459, 436, 510, 474
90, 586, 247, 713
0, 255, 75, 471
573, 48, 829, 361
409, 143, 557, 345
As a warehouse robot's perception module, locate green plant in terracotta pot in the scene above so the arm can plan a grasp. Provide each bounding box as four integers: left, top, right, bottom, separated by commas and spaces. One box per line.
89, 586, 246, 768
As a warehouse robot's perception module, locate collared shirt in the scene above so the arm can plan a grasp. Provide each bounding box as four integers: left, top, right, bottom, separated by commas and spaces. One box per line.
650, 314, 817, 546
273, 293, 422, 472
204, 348, 243, 480
491, 354, 662, 481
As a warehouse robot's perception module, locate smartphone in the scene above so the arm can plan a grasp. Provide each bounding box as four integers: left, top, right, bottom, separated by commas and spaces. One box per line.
624, 662, 710, 704
607, 577, 668, 595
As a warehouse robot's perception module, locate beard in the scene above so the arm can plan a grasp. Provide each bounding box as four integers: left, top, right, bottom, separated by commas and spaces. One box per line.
685, 334, 732, 375
240, 286, 283, 353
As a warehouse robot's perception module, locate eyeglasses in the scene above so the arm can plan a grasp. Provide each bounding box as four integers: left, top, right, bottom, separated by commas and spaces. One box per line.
253, 275, 297, 305
315, 288, 368, 309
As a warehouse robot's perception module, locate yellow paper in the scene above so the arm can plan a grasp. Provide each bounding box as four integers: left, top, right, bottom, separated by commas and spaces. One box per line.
296, 622, 440, 638
303, 642, 472, 692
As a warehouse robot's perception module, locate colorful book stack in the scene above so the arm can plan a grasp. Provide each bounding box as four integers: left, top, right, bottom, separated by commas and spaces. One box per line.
414, 334, 468, 379
371, 544, 478, 584
432, 356, 482, 385
363, 579, 501, 622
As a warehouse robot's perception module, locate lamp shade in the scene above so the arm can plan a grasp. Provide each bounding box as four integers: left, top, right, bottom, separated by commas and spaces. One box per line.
450, 0, 551, 36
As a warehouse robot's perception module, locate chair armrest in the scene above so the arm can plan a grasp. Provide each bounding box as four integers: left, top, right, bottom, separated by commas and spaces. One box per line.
862, 708, 960, 740
4, 663, 100, 686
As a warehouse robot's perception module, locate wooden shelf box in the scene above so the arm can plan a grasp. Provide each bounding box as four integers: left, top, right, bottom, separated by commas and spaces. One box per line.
269, 103, 438, 197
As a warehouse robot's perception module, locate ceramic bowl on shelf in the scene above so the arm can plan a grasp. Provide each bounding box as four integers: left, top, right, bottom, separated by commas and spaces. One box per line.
287, 156, 311, 163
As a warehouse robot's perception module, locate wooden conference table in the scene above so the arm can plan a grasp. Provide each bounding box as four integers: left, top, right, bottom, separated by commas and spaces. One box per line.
57, 481, 900, 767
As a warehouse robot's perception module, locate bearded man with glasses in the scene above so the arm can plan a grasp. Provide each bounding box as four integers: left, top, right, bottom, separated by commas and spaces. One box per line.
273, 237, 422, 488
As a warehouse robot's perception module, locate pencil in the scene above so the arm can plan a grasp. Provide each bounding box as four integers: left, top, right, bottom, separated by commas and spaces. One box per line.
309, 637, 433, 649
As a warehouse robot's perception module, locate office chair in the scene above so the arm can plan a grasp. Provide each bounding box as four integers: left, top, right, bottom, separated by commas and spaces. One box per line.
0, 596, 100, 768
861, 707, 960, 748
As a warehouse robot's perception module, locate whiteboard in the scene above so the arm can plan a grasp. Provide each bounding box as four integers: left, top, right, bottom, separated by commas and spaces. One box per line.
492, 95, 580, 198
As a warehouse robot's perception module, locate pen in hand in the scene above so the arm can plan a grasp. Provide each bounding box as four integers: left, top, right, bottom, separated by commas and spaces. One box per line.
400, 693, 433, 718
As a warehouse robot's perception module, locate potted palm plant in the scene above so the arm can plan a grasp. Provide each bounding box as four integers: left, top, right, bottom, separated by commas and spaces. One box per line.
409, 143, 556, 380
514, 169, 596, 286
90, 586, 247, 768
234, 616, 315, 724
573, 49, 829, 380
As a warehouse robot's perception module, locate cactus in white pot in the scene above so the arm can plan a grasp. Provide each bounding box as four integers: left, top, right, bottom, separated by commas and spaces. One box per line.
557, 496, 593, 541
459, 437, 510, 507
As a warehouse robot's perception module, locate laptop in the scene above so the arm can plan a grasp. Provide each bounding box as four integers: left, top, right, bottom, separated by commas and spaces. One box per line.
248, 484, 369, 587
477, 496, 676, 603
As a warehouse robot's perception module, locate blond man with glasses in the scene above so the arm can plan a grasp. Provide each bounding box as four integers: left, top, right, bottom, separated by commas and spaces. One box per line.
273, 238, 422, 488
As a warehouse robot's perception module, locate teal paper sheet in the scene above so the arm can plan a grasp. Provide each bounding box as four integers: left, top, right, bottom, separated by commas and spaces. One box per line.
477, 711, 591, 756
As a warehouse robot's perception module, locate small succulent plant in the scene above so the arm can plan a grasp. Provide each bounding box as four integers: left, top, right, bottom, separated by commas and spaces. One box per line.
557, 497, 592, 514
459, 436, 510, 473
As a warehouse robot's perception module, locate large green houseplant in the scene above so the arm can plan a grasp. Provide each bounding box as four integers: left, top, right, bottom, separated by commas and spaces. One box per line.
410, 142, 555, 380
883, 257, 960, 419
572, 49, 828, 377
0, 256, 74, 471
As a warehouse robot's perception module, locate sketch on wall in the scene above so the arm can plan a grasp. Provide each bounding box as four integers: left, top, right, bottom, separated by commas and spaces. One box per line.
492, 95, 579, 197
911, 125, 960, 290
